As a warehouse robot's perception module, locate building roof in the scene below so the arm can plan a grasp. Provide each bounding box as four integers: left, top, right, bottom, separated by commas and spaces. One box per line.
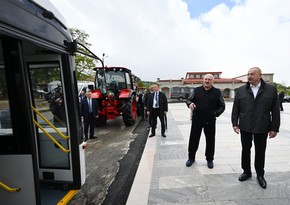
183, 78, 242, 84
158, 71, 243, 84
185, 71, 222, 76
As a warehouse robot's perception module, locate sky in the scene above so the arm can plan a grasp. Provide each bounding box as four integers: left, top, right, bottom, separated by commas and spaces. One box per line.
49, 0, 290, 85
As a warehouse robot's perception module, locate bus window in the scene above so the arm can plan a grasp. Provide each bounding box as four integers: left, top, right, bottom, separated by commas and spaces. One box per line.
0, 40, 13, 134
29, 62, 67, 128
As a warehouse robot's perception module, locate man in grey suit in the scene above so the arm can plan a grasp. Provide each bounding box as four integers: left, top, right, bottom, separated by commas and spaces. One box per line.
232, 67, 280, 189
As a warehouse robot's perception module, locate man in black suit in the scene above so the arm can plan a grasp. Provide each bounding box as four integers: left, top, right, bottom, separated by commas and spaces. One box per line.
147, 84, 168, 138
143, 85, 154, 129
232, 67, 280, 189
137, 91, 145, 120
278, 91, 285, 111
80, 90, 98, 141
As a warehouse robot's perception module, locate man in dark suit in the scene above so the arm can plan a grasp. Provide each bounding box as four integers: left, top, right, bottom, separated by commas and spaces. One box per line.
80, 90, 98, 141
147, 84, 168, 138
143, 85, 154, 129
137, 91, 145, 120
232, 67, 280, 189
278, 91, 285, 111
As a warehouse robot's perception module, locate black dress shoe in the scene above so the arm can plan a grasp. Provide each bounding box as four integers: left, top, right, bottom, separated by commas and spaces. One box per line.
257, 176, 267, 189
186, 159, 195, 167
239, 173, 252, 181
148, 133, 155, 138
90, 136, 97, 139
162, 133, 166, 137
84, 137, 88, 142
207, 161, 214, 169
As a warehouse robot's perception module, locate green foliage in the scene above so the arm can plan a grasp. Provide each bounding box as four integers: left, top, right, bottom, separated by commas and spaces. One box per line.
69, 28, 96, 81
274, 82, 290, 95
137, 81, 146, 88
136, 81, 156, 89
30, 67, 61, 85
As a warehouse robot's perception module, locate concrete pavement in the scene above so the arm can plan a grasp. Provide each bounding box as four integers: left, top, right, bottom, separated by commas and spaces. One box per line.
127, 102, 290, 205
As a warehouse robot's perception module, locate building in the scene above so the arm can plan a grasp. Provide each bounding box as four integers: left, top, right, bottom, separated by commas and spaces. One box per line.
157, 71, 274, 99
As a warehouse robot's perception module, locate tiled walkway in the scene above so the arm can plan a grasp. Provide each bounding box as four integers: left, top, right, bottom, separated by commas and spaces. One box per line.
127, 102, 290, 205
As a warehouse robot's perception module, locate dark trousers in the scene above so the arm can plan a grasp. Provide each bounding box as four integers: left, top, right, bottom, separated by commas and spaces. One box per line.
280, 102, 284, 111
188, 120, 216, 161
139, 105, 144, 119
84, 113, 95, 138
240, 131, 267, 177
151, 108, 165, 135
145, 108, 152, 127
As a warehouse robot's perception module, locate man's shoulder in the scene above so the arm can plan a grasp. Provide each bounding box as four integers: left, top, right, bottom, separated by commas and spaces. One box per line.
264, 82, 275, 88
195, 86, 203, 91
211, 86, 221, 92
159, 91, 166, 96
264, 83, 277, 93
237, 84, 247, 90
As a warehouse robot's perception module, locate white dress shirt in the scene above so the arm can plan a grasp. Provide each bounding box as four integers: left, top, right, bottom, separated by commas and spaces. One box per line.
250, 82, 261, 98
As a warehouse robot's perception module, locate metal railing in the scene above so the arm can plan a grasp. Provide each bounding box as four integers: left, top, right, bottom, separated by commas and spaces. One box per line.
0, 181, 21, 192
31, 105, 70, 153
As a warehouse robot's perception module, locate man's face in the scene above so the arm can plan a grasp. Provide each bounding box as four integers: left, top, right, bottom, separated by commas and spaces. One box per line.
248, 68, 261, 85
203, 75, 213, 89
153, 85, 159, 92
86, 92, 92, 98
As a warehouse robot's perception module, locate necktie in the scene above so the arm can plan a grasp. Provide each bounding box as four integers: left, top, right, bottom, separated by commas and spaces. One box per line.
155, 92, 158, 107
88, 99, 92, 113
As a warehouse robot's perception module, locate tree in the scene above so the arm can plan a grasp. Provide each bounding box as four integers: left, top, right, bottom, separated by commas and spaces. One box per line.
69, 28, 97, 81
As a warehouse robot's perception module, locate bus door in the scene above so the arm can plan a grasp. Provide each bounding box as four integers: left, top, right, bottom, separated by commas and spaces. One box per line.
0, 37, 85, 205
27, 56, 73, 181
0, 38, 40, 204
26, 51, 86, 188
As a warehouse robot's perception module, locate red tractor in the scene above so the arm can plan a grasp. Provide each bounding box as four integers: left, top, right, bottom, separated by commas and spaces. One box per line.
91, 66, 138, 126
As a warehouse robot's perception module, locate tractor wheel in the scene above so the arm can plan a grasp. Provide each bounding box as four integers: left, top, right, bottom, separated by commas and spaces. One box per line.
122, 97, 137, 126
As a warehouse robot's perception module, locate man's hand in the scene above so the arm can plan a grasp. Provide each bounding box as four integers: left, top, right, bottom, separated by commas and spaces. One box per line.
189, 103, 196, 111
268, 131, 277, 138
233, 126, 240, 134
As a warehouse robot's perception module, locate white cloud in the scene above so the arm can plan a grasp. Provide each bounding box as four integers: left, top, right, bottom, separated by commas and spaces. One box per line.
50, 0, 290, 85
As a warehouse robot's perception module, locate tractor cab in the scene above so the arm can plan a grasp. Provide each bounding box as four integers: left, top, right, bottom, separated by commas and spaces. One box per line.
93, 67, 137, 126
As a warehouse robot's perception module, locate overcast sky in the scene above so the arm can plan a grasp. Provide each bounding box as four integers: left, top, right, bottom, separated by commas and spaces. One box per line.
49, 0, 290, 85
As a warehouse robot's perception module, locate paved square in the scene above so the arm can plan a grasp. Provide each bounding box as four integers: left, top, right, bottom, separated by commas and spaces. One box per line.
127, 102, 290, 205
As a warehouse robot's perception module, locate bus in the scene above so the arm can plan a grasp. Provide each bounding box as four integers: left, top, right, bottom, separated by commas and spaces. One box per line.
0, 0, 102, 204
